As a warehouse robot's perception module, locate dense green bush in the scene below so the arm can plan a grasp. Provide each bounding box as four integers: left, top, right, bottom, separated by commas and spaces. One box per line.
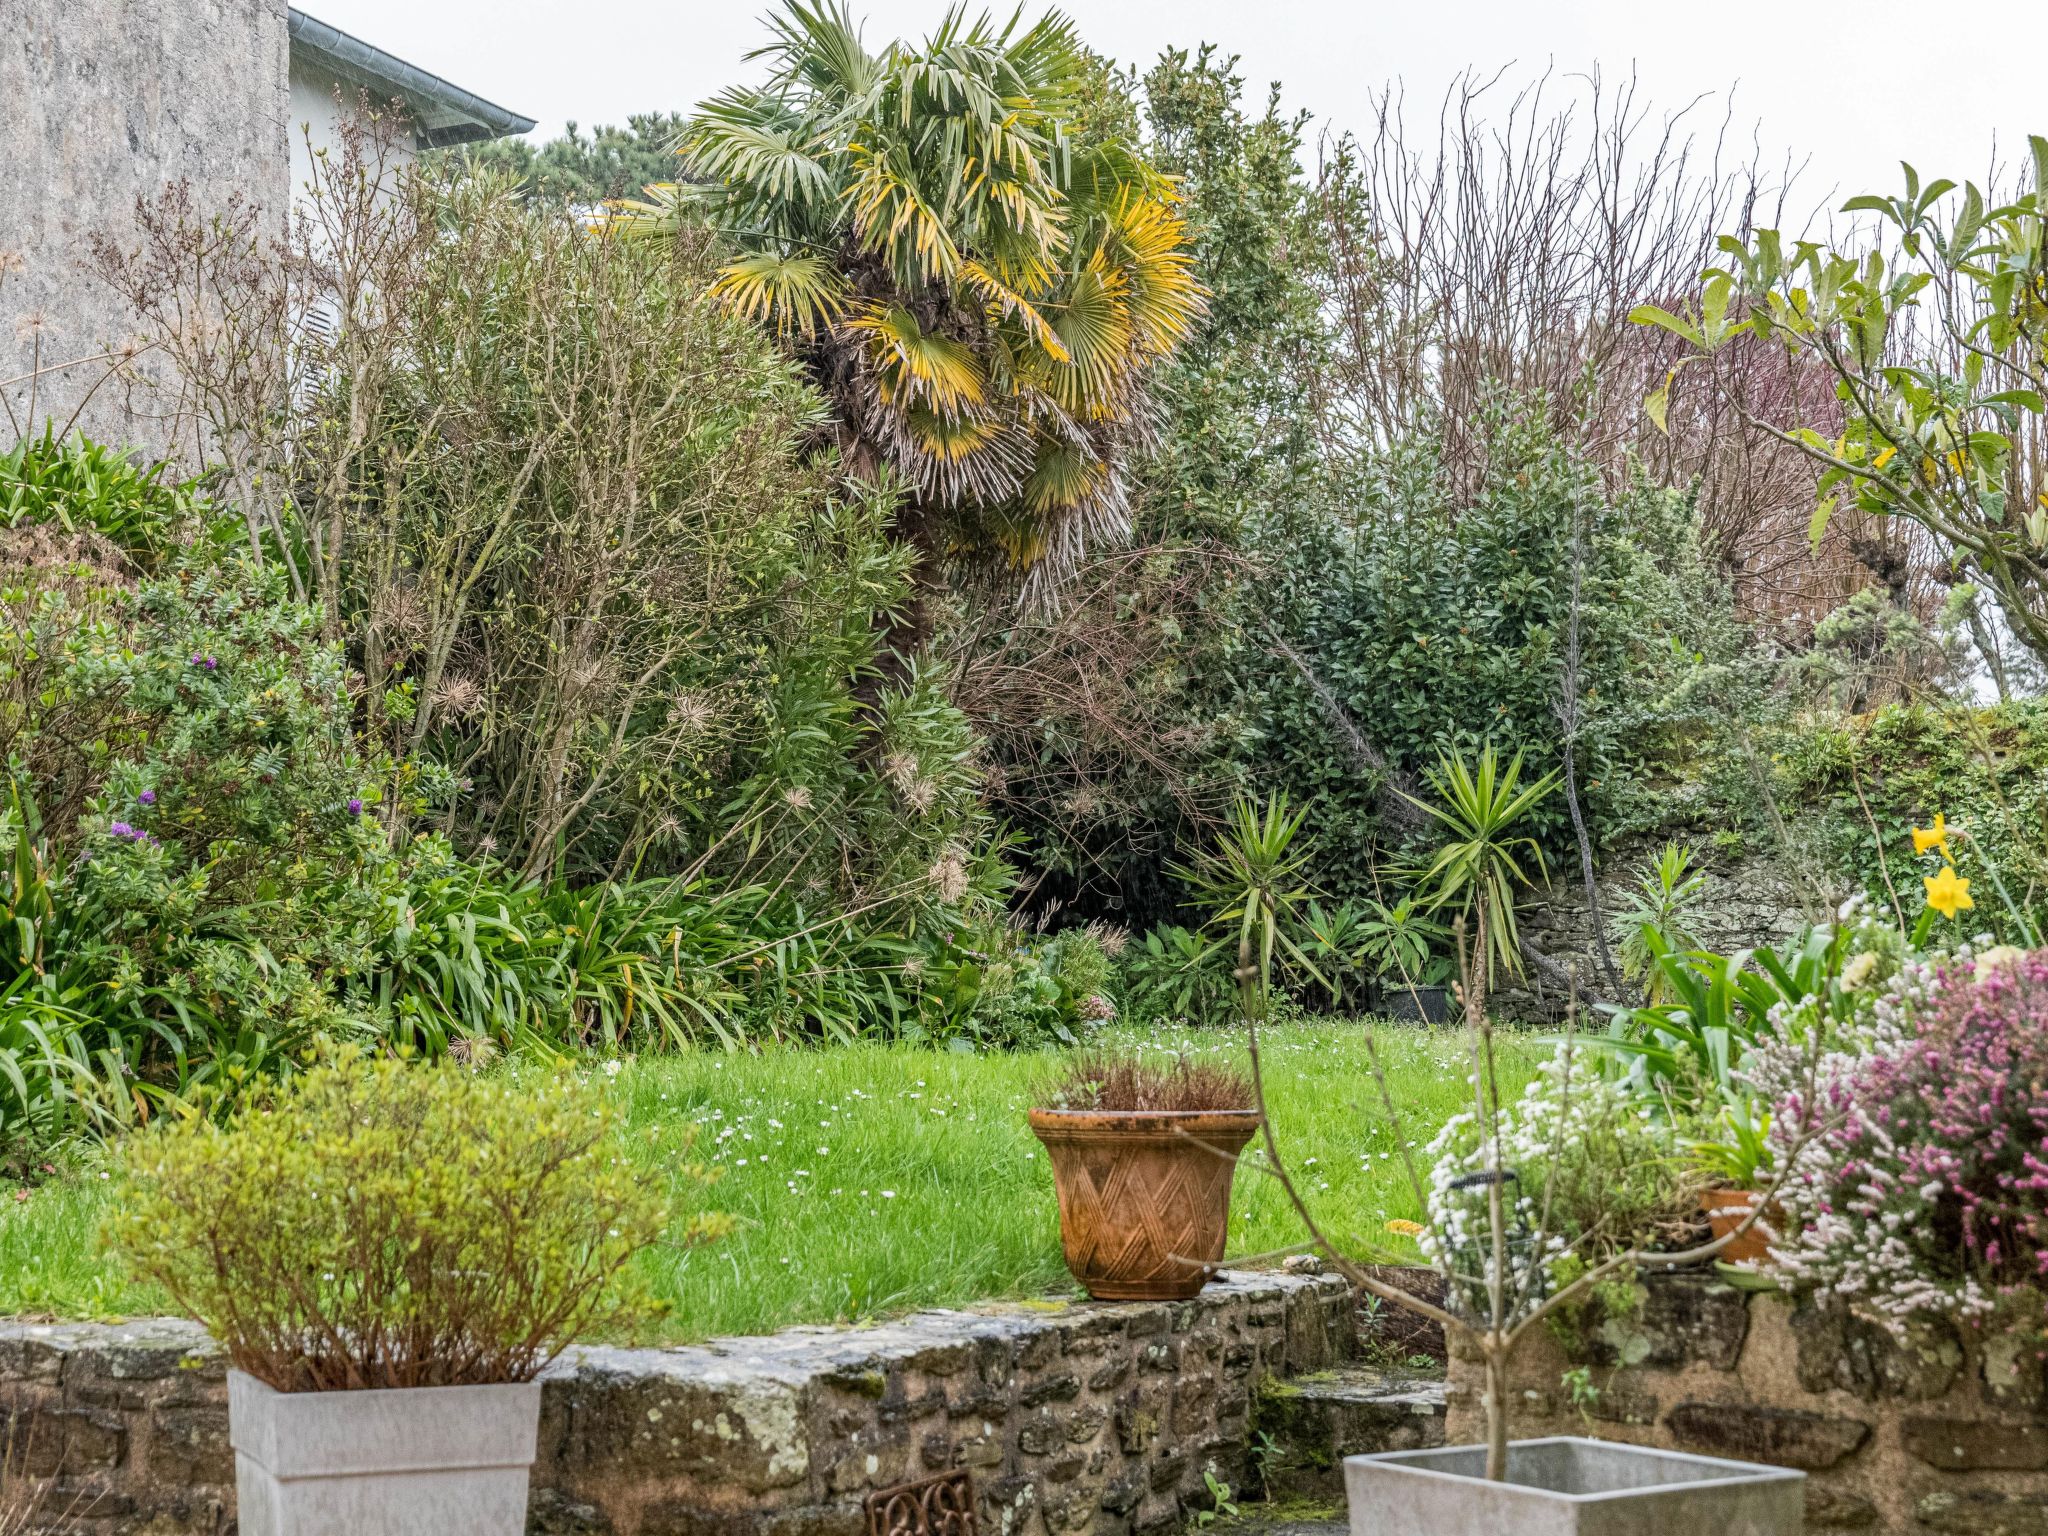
1234, 408, 1738, 903
110, 1053, 692, 1389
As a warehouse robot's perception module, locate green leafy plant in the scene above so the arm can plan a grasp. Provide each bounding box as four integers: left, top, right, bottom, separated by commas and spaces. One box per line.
1353, 896, 1450, 988
1689, 1098, 1774, 1188
110, 1052, 706, 1390
1636, 141, 2048, 669
1195, 1471, 1240, 1528
0, 427, 202, 563
1117, 925, 1235, 1024
1175, 793, 1325, 1015
1608, 843, 1707, 1001
1401, 745, 1558, 1000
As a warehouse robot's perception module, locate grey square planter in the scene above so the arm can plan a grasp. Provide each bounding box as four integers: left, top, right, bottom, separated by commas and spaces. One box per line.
230, 1369, 542, 1536
1344, 1436, 1805, 1536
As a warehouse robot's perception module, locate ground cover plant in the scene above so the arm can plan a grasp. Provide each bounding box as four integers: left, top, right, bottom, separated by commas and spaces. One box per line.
0, 1021, 1530, 1342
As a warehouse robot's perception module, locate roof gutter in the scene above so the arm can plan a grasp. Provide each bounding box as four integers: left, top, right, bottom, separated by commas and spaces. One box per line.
287, 9, 536, 146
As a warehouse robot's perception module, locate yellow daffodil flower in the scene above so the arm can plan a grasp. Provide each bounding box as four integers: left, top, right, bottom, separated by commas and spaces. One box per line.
1911, 815, 1952, 861
1924, 864, 1974, 921
1383, 1219, 1426, 1237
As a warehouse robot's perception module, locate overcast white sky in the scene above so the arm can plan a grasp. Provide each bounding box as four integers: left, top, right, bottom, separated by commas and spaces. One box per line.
308, 0, 2045, 220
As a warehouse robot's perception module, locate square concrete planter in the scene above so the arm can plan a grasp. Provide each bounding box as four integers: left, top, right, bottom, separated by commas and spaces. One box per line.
1344, 1436, 1805, 1536
230, 1370, 542, 1535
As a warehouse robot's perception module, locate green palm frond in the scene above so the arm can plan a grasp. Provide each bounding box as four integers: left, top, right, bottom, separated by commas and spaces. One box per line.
751, 0, 883, 100
683, 89, 838, 206
1019, 435, 1107, 514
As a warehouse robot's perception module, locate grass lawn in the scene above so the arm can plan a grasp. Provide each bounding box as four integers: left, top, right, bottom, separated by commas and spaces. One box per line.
0, 1020, 1534, 1342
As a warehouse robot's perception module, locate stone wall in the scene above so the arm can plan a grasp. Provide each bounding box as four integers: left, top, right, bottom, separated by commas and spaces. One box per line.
0, 1271, 1351, 1536
1500, 851, 1819, 1020
1445, 1270, 2048, 1533
1, 0, 290, 453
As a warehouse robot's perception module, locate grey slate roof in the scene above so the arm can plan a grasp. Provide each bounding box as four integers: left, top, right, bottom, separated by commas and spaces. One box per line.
288, 9, 536, 146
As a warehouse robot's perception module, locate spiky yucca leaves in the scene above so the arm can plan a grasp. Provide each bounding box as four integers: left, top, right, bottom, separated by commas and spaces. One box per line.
618, 2, 1202, 587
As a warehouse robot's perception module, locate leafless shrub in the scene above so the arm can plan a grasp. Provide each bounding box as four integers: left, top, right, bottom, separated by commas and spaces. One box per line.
941, 540, 1249, 904
1309, 66, 1903, 628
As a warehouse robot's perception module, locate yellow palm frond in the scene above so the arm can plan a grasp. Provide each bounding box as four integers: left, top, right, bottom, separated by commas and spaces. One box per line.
706, 252, 850, 334
1042, 264, 1135, 412
903, 404, 1009, 465
846, 143, 962, 283
958, 260, 1068, 361
1102, 193, 1205, 356
847, 304, 988, 415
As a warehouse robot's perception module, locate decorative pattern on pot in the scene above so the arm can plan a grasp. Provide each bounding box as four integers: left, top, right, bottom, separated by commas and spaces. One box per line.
1028, 1108, 1261, 1301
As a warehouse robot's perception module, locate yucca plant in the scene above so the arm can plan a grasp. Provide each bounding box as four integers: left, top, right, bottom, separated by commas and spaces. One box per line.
1174, 794, 1324, 1022
1401, 745, 1558, 1004
616, 1, 1202, 600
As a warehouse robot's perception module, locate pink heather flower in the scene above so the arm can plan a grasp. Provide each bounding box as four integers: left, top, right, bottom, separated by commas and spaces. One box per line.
1772, 949, 2048, 1334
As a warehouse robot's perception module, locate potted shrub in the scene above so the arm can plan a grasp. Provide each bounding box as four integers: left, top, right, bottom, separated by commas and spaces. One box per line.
111, 1052, 681, 1536
1690, 1096, 1779, 1271
1185, 789, 1818, 1534
1030, 1053, 1261, 1300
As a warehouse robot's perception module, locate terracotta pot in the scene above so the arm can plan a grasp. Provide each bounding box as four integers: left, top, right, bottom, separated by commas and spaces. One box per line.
1699, 1187, 1781, 1267
1028, 1108, 1261, 1301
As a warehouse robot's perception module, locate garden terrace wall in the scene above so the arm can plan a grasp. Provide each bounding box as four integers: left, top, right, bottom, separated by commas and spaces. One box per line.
0, 1270, 1349, 1536
1444, 1268, 2048, 1533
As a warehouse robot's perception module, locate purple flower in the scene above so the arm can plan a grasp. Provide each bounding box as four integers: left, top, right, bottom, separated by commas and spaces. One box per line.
204, 656, 218, 672
108, 822, 134, 838
347, 798, 364, 816
137, 789, 156, 807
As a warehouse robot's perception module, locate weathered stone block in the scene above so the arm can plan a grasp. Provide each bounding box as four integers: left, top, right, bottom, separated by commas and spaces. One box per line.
1064, 1404, 1108, 1445
1584, 1382, 1660, 1427
1663, 1401, 1870, 1470
1904, 1415, 2048, 1471
1098, 1474, 1145, 1516
1561, 1274, 1749, 1371
1021, 1374, 1080, 1408
1086, 1359, 1131, 1393
1803, 1483, 1878, 1528
8, 1404, 126, 1476
1145, 1447, 1187, 1492
1917, 1489, 2048, 1534
539, 1363, 811, 1493
1789, 1300, 1961, 1401
1020, 1415, 1064, 1456
1986, 1331, 2048, 1413
953, 1431, 1002, 1468
527, 1486, 615, 1534
146, 1401, 232, 1483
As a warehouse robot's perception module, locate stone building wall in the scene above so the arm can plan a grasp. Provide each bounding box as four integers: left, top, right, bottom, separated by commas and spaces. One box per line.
1445, 1270, 2048, 1533
0, 1271, 1351, 1536
0, 0, 290, 454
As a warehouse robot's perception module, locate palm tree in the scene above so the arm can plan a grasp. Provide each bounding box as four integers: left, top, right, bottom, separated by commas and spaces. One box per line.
617, 2, 1202, 611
